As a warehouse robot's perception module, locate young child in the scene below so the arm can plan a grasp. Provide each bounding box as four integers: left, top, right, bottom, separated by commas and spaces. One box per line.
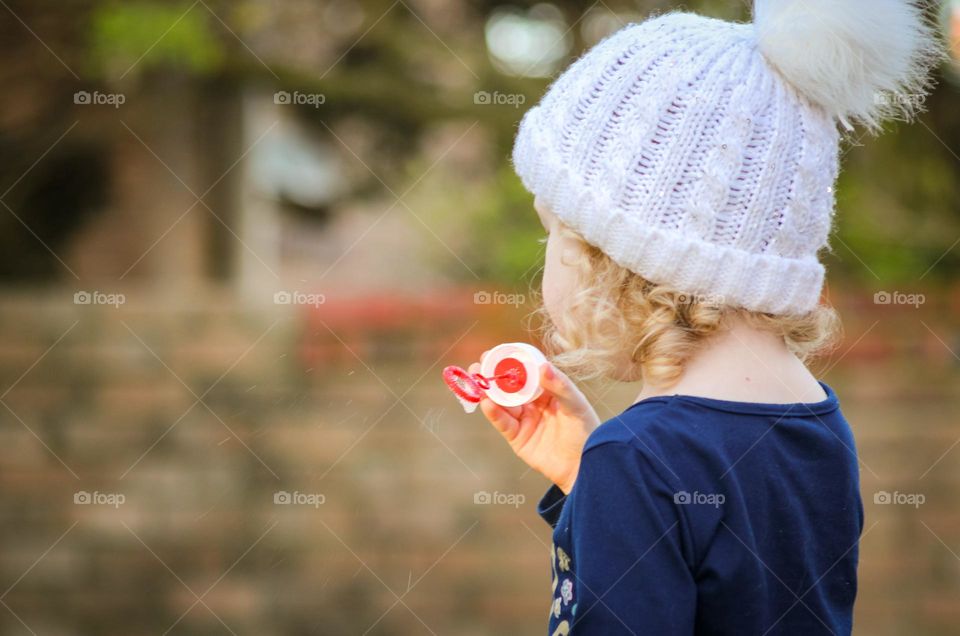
471, 0, 942, 633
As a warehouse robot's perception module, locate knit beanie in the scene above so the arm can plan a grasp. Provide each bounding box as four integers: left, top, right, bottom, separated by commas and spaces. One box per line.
512, 0, 941, 315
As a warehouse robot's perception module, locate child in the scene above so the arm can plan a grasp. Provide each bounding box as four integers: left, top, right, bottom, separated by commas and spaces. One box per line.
471, 0, 942, 633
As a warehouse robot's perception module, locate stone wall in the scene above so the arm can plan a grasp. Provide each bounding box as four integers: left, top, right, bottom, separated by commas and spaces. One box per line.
0, 286, 957, 635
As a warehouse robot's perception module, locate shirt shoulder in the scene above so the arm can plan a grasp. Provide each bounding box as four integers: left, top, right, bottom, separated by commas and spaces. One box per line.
583, 393, 851, 478
580, 398, 738, 566
583, 397, 718, 473
580, 399, 714, 523
584, 398, 679, 449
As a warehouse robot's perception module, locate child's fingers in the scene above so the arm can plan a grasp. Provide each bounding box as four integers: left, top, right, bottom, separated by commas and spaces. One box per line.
529, 390, 555, 412
506, 405, 523, 418
479, 398, 519, 440
513, 401, 545, 445
538, 362, 591, 415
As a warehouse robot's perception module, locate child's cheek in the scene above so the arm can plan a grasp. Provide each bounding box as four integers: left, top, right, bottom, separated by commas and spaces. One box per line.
541, 232, 576, 326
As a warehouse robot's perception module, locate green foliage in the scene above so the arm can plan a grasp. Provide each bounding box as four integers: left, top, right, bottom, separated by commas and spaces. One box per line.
462, 165, 544, 286
830, 122, 960, 284
89, 1, 224, 77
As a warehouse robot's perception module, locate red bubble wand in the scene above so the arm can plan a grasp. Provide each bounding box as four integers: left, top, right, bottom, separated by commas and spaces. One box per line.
442, 365, 524, 412
441, 343, 546, 413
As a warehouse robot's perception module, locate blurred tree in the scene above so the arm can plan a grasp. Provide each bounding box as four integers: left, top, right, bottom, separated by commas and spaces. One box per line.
0, 0, 955, 286
89, 1, 224, 77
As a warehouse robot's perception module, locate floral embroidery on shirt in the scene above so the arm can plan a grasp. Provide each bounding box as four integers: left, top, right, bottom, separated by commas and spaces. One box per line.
550, 542, 559, 593
549, 542, 574, 627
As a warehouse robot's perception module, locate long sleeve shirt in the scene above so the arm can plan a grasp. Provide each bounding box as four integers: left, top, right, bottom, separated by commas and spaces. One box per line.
537, 381, 863, 635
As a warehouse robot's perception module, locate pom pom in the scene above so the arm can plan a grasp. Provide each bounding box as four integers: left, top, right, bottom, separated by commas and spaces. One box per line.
753, 0, 945, 133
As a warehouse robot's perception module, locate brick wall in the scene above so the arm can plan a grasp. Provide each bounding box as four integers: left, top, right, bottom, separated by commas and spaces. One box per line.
0, 287, 957, 635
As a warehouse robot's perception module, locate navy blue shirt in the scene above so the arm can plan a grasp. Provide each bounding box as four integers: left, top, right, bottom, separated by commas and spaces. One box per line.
538, 381, 862, 635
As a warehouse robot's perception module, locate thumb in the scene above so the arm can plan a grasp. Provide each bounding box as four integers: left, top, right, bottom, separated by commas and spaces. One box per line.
539, 362, 590, 414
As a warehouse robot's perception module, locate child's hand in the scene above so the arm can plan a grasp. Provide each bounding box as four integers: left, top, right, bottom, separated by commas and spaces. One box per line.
469, 354, 600, 494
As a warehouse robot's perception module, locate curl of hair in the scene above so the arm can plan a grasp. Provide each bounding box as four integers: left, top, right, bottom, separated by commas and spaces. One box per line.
527, 222, 841, 388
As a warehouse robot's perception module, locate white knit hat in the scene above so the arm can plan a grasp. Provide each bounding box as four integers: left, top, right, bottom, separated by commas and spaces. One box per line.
512, 0, 941, 314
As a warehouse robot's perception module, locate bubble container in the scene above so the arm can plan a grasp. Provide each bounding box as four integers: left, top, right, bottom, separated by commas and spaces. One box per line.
442, 342, 548, 413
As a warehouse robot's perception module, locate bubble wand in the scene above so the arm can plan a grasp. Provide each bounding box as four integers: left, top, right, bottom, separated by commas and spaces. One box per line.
442, 342, 547, 413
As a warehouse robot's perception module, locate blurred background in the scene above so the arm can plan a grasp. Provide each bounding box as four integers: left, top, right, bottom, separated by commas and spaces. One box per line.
0, 0, 958, 634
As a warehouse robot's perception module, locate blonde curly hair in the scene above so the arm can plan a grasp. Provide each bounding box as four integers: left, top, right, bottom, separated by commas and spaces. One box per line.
528, 221, 841, 389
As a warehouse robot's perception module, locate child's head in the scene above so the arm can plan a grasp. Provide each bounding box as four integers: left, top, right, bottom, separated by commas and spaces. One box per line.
514, 0, 942, 386
533, 197, 839, 386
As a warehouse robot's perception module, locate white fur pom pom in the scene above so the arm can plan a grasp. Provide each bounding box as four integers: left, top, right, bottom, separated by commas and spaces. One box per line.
753, 0, 944, 133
